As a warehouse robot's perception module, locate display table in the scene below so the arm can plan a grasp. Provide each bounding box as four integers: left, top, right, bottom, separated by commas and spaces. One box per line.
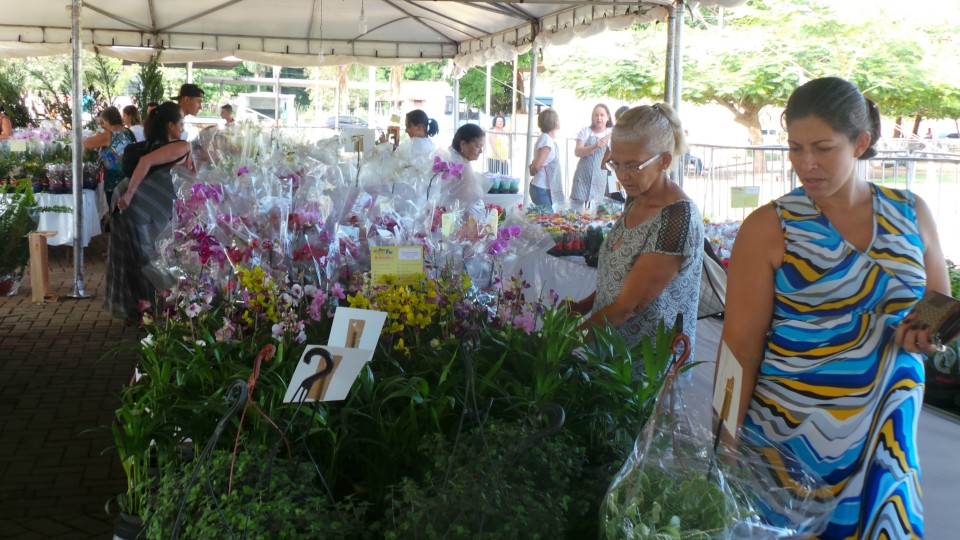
502, 250, 597, 302
36, 191, 102, 247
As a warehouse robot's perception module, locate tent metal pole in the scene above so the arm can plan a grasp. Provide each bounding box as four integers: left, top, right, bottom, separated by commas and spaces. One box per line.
368, 66, 375, 126
664, 2, 676, 106
673, 1, 684, 110
68, 0, 86, 299
453, 78, 460, 129
511, 52, 518, 197
485, 63, 491, 128
274, 65, 281, 127
673, 1, 685, 188
524, 47, 538, 204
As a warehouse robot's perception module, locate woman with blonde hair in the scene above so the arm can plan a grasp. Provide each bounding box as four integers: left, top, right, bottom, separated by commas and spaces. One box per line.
568, 103, 704, 353
527, 108, 563, 210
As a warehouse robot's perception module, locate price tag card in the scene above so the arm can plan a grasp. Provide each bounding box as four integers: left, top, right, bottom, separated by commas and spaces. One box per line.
441, 212, 455, 238
370, 245, 424, 286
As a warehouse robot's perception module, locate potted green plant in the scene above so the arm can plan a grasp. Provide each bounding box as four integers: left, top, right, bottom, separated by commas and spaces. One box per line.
0, 179, 70, 295
1, 181, 42, 294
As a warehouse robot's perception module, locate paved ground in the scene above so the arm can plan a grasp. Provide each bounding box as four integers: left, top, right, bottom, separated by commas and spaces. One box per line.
0, 235, 140, 539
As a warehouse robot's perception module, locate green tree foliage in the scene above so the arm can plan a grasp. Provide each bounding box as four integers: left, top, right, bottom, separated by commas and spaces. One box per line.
0, 60, 33, 127
547, 0, 960, 144
458, 53, 533, 114
134, 51, 167, 109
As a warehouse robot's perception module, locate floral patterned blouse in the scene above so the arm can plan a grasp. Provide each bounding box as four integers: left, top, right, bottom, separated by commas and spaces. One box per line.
594, 198, 704, 353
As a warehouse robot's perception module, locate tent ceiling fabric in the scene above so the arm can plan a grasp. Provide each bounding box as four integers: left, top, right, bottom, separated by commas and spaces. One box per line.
0, 0, 689, 69
0, 1, 744, 69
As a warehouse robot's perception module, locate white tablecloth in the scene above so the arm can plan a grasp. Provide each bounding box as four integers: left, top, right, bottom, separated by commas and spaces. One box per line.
502, 251, 597, 302
36, 191, 102, 247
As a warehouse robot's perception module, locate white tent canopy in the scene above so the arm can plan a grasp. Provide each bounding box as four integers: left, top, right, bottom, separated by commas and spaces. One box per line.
0, 0, 683, 69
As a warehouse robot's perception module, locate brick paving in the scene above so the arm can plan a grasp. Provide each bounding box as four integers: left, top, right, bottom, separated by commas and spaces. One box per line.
0, 234, 141, 539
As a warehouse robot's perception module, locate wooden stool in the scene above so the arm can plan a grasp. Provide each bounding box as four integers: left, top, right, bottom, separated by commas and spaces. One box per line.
28, 231, 58, 303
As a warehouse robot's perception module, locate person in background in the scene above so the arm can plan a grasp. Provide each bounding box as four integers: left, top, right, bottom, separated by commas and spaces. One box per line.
683, 130, 704, 175
174, 84, 204, 142
924, 127, 933, 139
604, 105, 633, 202
487, 115, 510, 175
0, 104, 13, 140
442, 123, 489, 219
83, 106, 135, 204
220, 104, 236, 125
106, 102, 191, 323
396, 109, 439, 157
570, 103, 613, 208
528, 108, 563, 211
567, 103, 703, 356
122, 105, 145, 142
143, 102, 158, 124
719, 77, 948, 539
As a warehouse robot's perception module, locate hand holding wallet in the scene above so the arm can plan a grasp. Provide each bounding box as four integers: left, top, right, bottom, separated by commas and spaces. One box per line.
909, 290, 960, 347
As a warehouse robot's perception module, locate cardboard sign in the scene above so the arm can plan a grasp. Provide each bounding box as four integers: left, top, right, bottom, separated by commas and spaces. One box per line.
731, 186, 760, 208
712, 341, 744, 438
283, 307, 387, 403
370, 245, 424, 286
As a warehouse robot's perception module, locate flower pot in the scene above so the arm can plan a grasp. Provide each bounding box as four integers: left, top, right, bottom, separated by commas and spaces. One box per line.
0, 275, 21, 297
112, 512, 143, 540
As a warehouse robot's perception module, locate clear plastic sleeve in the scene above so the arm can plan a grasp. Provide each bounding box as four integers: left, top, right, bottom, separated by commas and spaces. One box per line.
602, 353, 835, 539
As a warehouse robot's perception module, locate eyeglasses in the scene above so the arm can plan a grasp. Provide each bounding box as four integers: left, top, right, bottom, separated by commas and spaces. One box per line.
605, 153, 661, 175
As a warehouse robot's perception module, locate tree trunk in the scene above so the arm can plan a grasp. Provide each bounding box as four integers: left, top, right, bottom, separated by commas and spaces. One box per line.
894, 116, 903, 138
912, 114, 922, 137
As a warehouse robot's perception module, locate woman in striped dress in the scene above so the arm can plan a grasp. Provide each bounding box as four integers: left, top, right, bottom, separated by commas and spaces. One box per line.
720, 77, 949, 538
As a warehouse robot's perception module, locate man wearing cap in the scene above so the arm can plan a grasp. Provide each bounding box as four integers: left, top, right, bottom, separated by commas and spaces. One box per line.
174, 83, 204, 142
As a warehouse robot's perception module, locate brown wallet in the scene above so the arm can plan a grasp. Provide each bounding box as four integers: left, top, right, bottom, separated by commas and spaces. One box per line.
910, 290, 960, 346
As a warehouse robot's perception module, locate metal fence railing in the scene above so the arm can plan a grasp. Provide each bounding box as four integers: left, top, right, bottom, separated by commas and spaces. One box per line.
681, 143, 960, 261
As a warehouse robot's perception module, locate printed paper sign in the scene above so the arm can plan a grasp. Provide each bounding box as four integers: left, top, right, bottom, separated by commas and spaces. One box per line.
730, 186, 760, 208
712, 341, 744, 437
8, 140, 27, 153
370, 245, 424, 286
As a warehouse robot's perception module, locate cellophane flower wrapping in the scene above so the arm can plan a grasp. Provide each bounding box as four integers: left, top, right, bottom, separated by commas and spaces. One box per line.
602, 365, 835, 539
145, 122, 545, 324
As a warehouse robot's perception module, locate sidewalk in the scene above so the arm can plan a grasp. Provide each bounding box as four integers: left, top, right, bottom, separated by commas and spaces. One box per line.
0, 235, 140, 539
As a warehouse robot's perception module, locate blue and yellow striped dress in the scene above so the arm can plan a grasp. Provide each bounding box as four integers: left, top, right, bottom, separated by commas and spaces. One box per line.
744, 183, 925, 539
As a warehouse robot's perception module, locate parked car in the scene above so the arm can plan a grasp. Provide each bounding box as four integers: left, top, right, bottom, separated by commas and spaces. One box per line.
322, 115, 369, 129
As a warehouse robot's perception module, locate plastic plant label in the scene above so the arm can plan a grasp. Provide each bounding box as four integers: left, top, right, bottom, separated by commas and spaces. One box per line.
441, 212, 455, 237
